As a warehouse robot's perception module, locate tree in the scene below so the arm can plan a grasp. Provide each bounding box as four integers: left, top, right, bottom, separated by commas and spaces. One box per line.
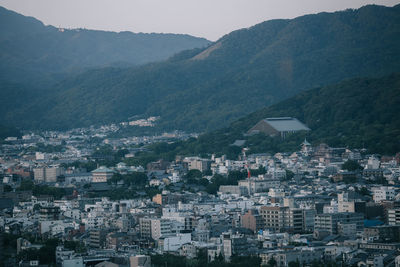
342, 160, 363, 171
289, 260, 300, 267
3, 184, 12, 192
267, 257, 277, 267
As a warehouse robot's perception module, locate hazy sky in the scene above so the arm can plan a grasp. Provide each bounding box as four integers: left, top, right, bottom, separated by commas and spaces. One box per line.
0, 0, 399, 41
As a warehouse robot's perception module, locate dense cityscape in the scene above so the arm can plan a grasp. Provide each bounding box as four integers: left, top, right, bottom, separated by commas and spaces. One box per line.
1, 1, 400, 267
1, 117, 400, 267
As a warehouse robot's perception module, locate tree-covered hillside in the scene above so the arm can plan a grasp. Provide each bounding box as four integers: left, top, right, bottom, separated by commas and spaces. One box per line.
0, 6, 210, 84
2, 4, 400, 131
143, 73, 400, 159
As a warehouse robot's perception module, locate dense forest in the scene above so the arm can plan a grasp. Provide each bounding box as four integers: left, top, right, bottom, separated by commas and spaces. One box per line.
2, 4, 400, 131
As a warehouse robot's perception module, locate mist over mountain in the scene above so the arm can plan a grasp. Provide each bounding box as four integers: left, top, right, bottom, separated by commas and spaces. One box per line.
1, 4, 400, 131
0, 6, 210, 85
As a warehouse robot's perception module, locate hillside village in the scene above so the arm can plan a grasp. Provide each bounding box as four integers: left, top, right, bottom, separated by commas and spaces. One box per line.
1, 121, 400, 267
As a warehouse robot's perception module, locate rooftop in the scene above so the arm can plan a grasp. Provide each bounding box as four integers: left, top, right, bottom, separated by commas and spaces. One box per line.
91, 166, 114, 173
264, 117, 310, 132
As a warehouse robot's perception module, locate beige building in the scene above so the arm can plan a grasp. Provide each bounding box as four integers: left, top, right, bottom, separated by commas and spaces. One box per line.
259, 206, 304, 233
34, 166, 65, 183
91, 166, 114, 183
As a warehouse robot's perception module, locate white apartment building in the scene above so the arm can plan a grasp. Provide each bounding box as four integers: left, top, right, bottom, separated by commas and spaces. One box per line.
371, 186, 396, 202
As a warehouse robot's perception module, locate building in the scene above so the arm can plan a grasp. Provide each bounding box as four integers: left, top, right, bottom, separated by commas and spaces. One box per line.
158, 233, 191, 252
219, 185, 247, 196
139, 217, 152, 239
222, 232, 248, 261
247, 117, 310, 138
152, 192, 182, 205
130, 255, 151, 267
363, 225, 400, 243
261, 248, 323, 267
388, 208, 400, 226
363, 169, 384, 180
34, 166, 65, 183
241, 209, 264, 232
259, 206, 304, 233
39, 206, 60, 221
372, 186, 396, 202
238, 178, 280, 195
314, 212, 364, 235
89, 229, 107, 249
151, 218, 171, 240
338, 191, 366, 213
91, 166, 114, 183
183, 157, 211, 172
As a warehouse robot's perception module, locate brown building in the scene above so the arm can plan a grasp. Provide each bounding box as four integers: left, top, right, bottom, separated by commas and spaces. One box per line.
152, 193, 183, 205
332, 171, 357, 183
241, 210, 264, 232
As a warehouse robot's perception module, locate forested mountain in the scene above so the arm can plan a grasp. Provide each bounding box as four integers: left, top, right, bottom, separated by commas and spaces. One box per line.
144, 73, 400, 160
0, 6, 210, 84
2, 4, 400, 131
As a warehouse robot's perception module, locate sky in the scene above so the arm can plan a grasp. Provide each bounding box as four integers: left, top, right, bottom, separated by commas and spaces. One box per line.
0, 0, 399, 41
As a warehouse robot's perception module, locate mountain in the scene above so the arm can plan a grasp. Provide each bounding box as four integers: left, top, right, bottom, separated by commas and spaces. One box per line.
0, 6, 210, 84
144, 73, 400, 160
2, 4, 400, 130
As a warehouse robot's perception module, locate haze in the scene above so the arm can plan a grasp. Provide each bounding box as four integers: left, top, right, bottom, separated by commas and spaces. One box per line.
0, 0, 398, 41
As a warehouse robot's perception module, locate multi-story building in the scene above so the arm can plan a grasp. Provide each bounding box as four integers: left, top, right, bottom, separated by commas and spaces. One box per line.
238, 177, 280, 195
139, 217, 152, 239
151, 218, 171, 240
89, 229, 107, 249
222, 232, 248, 261
39, 206, 60, 221
91, 166, 114, 183
259, 206, 304, 233
314, 212, 364, 235
158, 233, 191, 252
241, 209, 264, 232
183, 157, 211, 172
388, 208, 400, 226
372, 186, 396, 202
34, 166, 65, 183
337, 191, 366, 213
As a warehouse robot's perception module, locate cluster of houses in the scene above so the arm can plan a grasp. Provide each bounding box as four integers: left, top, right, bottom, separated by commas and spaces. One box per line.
2, 120, 400, 267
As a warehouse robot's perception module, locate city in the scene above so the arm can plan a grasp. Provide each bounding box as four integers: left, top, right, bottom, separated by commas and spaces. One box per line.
1, 117, 400, 267
1, 1, 400, 267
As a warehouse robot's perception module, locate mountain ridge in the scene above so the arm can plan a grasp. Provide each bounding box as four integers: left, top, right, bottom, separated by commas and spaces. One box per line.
0, 5, 210, 84
2, 4, 400, 131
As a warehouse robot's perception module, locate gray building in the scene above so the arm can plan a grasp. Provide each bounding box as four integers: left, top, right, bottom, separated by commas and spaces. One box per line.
247, 117, 310, 138
314, 212, 364, 235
